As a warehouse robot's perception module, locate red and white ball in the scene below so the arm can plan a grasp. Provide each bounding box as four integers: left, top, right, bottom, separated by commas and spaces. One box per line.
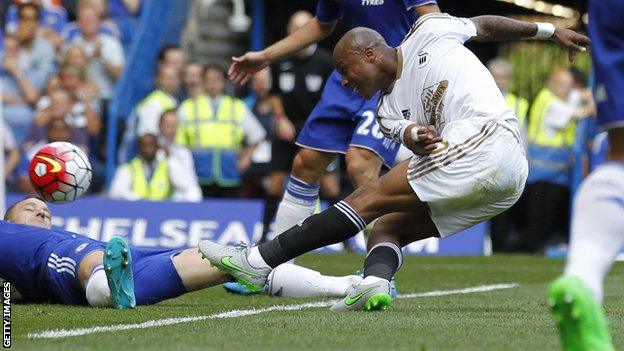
28, 142, 92, 203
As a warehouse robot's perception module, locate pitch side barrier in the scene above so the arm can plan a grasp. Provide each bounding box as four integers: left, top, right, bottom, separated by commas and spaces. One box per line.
5, 194, 486, 256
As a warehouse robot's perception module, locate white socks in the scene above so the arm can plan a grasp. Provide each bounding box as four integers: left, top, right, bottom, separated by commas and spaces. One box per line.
565, 163, 624, 303
248, 246, 271, 270
85, 265, 113, 307
265, 263, 362, 298
272, 176, 320, 237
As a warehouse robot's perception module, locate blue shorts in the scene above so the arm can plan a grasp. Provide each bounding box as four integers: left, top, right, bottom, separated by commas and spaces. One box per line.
589, 0, 624, 131
296, 70, 401, 167
46, 239, 186, 306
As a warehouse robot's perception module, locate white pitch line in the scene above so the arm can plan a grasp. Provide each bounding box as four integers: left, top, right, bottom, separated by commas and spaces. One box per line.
28, 283, 518, 339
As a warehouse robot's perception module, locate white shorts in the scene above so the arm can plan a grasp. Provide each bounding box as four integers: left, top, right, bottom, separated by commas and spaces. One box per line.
408, 119, 529, 238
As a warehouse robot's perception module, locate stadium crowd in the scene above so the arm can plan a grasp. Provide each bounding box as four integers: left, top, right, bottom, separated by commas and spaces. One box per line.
1, 1, 598, 255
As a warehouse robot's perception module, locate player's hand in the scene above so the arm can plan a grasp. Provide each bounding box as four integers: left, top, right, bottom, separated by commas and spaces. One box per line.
551, 27, 590, 63
275, 117, 296, 142
228, 51, 271, 85
403, 125, 442, 156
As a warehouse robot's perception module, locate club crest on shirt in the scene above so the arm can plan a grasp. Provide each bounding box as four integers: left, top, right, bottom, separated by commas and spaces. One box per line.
421, 80, 448, 129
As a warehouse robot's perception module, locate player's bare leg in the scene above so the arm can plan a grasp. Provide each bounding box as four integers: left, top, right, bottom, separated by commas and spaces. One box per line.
173, 249, 232, 291
198, 159, 431, 291
345, 147, 384, 188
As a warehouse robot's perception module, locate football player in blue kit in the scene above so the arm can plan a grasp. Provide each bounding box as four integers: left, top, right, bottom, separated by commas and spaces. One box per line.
0, 197, 362, 308
548, 1, 624, 350
228, 0, 442, 252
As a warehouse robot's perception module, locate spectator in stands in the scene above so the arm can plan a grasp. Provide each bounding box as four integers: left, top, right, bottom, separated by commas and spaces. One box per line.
5, 0, 67, 49
56, 64, 102, 135
25, 88, 89, 152
180, 60, 204, 100
61, 0, 121, 43
2, 118, 21, 191
241, 68, 275, 199
487, 57, 530, 253
1, 12, 55, 143
18, 118, 74, 193
177, 65, 266, 198
522, 69, 595, 252
488, 58, 529, 141
158, 110, 202, 202
109, 133, 201, 202
158, 44, 185, 74
64, 0, 125, 105
135, 65, 180, 136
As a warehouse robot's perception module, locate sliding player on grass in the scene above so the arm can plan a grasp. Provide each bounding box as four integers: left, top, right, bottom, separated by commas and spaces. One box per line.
199, 13, 589, 311
548, 1, 623, 350
0, 197, 361, 308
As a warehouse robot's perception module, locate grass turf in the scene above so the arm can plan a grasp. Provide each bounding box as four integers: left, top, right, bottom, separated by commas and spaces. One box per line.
11, 254, 624, 350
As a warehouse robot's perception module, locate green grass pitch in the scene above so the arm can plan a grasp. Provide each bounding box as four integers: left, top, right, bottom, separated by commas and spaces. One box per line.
11, 254, 624, 350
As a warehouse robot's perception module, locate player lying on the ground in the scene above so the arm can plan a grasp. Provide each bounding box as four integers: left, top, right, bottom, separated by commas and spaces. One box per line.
198, 13, 590, 311
0, 197, 362, 308
548, 1, 622, 350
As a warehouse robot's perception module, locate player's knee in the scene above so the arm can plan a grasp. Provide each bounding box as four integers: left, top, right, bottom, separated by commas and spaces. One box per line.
291, 151, 326, 184
346, 148, 381, 187
85, 268, 113, 307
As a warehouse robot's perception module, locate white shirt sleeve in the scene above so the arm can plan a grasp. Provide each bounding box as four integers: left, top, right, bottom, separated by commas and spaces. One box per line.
166, 147, 203, 203
418, 14, 477, 44
101, 35, 125, 66
108, 165, 141, 200
241, 105, 267, 145
376, 98, 415, 144
136, 101, 163, 136
544, 100, 576, 130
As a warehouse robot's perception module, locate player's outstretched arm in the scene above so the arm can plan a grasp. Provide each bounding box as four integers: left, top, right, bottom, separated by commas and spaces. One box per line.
228, 18, 336, 85
470, 16, 589, 62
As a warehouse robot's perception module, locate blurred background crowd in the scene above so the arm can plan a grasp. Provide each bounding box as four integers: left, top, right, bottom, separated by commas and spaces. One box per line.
1, 0, 602, 255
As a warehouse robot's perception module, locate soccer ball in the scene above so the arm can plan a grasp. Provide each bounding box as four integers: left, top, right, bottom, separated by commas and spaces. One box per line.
28, 142, 93, 203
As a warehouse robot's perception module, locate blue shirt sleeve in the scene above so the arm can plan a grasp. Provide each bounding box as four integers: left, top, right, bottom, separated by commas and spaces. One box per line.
316, 0, 340, 24
403, 0, 437, 10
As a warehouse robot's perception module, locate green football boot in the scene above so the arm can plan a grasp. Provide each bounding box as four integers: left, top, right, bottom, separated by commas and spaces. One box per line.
548, 275, 614, 351
103, 236, 136, 309
330, 279, 392, 312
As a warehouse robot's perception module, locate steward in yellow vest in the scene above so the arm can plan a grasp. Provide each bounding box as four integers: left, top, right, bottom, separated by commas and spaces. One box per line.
135, 65, 180, 136
505, 92, 529, 133
126, 157, 171, 200
176, 93, 246, 187
526, 70, 582, 186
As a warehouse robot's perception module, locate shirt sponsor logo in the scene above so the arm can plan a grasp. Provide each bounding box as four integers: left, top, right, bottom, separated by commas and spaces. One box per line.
421, 80, 449, 129
401, 109, 411, 119
417, 51, 429, 68
305, 74, 323, 92
362, 0, 384, 5
279, 73, 295, 93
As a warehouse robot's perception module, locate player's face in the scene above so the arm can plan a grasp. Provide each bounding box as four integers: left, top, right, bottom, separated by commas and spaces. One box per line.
335, 54, 378, 99
10, 198, 52, 229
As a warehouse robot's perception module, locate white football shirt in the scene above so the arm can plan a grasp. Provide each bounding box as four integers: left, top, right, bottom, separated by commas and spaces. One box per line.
376, 13, 515, 144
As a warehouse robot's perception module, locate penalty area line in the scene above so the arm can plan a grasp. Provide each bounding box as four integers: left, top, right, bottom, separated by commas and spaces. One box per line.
28, 282, 519, 339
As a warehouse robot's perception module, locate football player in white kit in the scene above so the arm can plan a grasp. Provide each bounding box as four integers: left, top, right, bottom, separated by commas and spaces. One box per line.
197, 13, 589, 311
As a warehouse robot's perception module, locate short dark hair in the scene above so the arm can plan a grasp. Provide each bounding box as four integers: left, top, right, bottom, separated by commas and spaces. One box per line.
204, 64, 226, 79
18, 3, 40, 21
159, 108, 178, 126
157, 44, 182, 64
3, 195, 46, 221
